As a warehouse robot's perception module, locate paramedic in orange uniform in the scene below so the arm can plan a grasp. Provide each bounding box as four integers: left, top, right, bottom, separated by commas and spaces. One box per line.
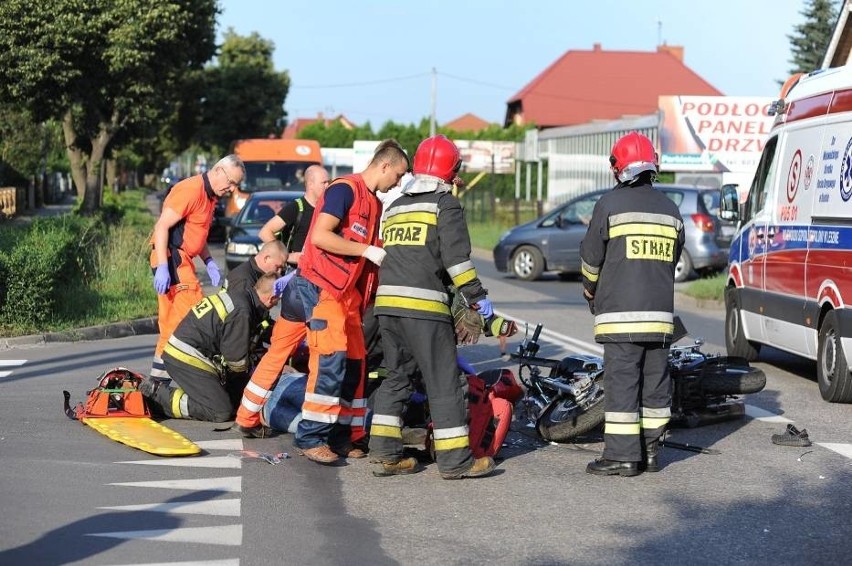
293, 139, 410, 465
149, 154, 244, 379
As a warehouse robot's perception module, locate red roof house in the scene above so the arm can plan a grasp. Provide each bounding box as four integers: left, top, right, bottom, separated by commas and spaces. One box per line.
282, 112, 356, 139
443, 113, 493, 133
505, 44, 722, 128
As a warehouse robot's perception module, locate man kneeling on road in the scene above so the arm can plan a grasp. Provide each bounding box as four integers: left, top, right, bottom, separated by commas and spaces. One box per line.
141, 273, 280, 422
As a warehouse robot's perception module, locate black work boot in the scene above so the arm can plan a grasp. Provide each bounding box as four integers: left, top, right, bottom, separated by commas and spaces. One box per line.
643, 440, 660, 473
586, 457, 641, 477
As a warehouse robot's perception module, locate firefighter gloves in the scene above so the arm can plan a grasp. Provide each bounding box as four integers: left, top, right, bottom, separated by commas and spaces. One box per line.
154, 263, 171, 294
205, 257, 222, 287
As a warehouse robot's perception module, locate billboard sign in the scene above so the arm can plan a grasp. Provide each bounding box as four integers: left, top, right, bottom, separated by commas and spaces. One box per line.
659, 96, 775, 173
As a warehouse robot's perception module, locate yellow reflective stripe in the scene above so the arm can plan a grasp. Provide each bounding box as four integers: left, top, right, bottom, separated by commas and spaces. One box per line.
595, 321, 675, 335
208, 294, 228, 321
171, 387, 185, 418
451, 268, 478, 287
384, 211, 437, 226
434, 436, 470, 451
605, 422, 641, 435
163, 343, 218, 375
375, 295, 451, 315
371, 424, 403, 439
581, 265, 599, 282
609, 223, 679, 239
642, 417, 670, 430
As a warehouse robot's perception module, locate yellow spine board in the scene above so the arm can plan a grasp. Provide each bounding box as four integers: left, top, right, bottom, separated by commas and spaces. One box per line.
82, 416, 201, 456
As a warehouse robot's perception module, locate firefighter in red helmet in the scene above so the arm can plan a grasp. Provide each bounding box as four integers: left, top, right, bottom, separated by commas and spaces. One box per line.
369, 134, 499, 479
580, 131, 685, 476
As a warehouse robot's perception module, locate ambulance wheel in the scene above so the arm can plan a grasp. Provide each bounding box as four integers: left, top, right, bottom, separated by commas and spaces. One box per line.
817, 310, 852, 403
674, 250, 694, 283
511, 246, 544, 281
725, 287, 760, 362
537, 389, 605, 443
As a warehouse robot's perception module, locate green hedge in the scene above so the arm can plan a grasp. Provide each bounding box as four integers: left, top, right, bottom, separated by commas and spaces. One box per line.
0, 216, 103, 331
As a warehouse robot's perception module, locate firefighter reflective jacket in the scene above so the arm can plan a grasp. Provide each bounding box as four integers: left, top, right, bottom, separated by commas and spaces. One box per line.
580, 182, 685, 343
299, 174, 381, 300
163, 288, 269, 379
374, 175, 487, 321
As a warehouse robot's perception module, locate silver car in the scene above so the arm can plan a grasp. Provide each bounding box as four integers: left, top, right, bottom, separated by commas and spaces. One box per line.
492, 184, 730, 283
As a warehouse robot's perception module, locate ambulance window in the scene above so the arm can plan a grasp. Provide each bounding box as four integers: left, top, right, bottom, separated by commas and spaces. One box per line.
745, 136, 778, 221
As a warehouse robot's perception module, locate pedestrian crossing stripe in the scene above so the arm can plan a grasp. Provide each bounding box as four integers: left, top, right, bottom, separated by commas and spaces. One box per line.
98, 498, 240, 516
195, 439, 244, 451
116, 456, 242, 469
109, 476, 242, 492
87, 524, 242, 546
0, 360, 26, 366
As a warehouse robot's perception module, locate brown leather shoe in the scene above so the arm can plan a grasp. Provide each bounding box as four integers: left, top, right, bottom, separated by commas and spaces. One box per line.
332, 444, 368, 459
441, 456, 496, 480
299, 444, 340, 465
372, 456, 422, 477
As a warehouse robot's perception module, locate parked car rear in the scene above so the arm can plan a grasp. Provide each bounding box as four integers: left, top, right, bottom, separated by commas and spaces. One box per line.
492, 184, 729, 283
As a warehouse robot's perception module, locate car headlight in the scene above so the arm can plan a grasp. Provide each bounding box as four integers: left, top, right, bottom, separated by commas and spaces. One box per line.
226, 242, 258, 255
498, 229, 513, 243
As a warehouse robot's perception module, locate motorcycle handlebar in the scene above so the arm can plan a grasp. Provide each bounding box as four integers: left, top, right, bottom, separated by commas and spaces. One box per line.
509, 352, 560, 370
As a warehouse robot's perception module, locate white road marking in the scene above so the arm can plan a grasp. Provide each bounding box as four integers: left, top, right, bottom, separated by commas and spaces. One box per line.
98, 498, 240, 517
195, 439, 244, 451
744, 404, 793, 423
109, 476, 242, 492
498, 311, 604, 356
117, 456, 242, 469
815, 442, 852, 459
0, 371, 12, 378
109, 561, 239, 566
0, 360, 26, 366
110, 561, 239, 566
87, 524, 242, 546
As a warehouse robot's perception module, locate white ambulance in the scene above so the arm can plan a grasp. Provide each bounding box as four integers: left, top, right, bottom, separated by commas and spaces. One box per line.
720, 66, 852, 403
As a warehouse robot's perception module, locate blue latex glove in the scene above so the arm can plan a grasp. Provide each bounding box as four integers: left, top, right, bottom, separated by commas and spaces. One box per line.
474, 297, 493, 319
153, 263, 170, 295
273, 271, 296, 296
205, 257, 221, 287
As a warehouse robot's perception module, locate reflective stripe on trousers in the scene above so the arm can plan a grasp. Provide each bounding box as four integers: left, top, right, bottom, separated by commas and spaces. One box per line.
602, 341, 671, 462
235, 316, 306, 428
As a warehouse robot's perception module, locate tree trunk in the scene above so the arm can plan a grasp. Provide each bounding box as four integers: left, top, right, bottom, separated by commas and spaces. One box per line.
62, 109, 88, 205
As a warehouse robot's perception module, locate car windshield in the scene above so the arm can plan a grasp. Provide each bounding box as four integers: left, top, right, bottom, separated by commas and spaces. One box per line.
238, 198, 287, 226
241, 162, 313, 193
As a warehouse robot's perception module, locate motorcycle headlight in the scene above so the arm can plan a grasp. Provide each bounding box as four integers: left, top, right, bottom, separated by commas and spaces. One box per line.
226, 242, 258, 255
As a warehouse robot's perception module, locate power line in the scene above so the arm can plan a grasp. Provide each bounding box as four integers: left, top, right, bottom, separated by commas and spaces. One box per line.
291, 72, 430, 89
438, 72, 517, 91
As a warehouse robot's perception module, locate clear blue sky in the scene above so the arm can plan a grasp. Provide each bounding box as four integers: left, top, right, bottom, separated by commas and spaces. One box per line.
218, 0, 810, 127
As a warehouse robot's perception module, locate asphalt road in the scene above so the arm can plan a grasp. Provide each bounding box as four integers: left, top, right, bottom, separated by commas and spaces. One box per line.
1, 248, 851, 565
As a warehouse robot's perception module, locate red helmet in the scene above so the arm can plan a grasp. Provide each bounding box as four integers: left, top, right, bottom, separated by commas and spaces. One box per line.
413, 135, 461, 182
609, 132, 658, 184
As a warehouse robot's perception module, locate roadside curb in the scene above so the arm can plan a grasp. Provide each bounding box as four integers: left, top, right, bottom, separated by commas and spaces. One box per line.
0, 317, 158, 349
675, 292, 725, 311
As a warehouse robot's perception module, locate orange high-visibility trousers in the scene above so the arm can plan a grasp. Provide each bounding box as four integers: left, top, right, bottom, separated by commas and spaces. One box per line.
151, 249, 202, 358
235, 316, 306, 428
296, 286, 367, 448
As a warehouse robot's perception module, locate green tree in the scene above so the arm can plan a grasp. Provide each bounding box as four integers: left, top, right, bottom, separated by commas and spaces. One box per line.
787, 0, 840, 76
195, 29, 290, 152
0, 0, 218, 214
297, 120, 376, 148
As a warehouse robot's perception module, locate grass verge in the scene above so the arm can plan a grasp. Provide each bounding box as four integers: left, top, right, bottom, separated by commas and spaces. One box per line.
682, 272, 726, 302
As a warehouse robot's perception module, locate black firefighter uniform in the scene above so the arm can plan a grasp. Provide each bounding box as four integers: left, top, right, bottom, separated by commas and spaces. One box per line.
152, 288, 269, 422
371, 176, 488, 476
580, 182, 685, 462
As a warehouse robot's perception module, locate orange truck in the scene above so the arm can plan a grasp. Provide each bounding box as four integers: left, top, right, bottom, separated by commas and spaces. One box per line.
225, 138, 322, 218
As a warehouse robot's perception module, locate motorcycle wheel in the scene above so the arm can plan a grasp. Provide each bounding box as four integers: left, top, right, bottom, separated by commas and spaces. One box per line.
537, 389, 605, 443
701, 365, 766, 395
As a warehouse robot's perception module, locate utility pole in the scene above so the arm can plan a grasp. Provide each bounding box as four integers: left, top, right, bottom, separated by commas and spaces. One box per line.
430, 67, 437, 137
